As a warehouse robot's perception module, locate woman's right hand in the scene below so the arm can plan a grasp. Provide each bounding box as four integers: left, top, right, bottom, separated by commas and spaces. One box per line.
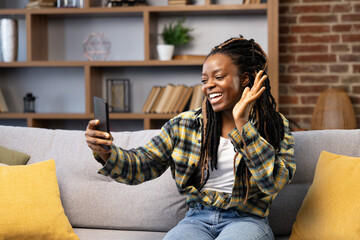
85, 119, 113, 162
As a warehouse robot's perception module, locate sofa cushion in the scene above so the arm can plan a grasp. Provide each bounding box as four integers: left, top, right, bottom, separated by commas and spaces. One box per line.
289, 151, 360, 239
74, 228, 166, 240
0, 159, 79, 240
0, 145, 30, 165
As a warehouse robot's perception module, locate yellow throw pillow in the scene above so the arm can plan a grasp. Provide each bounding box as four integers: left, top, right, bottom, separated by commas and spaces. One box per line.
0, 159, 79, 240
290, 151, 360, 240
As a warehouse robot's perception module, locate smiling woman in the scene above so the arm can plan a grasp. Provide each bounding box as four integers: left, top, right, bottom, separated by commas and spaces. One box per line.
85, 36, 295, 240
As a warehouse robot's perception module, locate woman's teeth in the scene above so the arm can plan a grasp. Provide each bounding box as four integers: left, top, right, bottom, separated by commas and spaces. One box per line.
209, 93, 223, 99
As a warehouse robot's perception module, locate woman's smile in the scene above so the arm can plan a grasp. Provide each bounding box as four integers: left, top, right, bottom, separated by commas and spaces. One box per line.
208, 92, 224, 104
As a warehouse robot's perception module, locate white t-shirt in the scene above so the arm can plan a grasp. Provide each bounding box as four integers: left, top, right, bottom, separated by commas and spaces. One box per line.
202, 136, 236, 194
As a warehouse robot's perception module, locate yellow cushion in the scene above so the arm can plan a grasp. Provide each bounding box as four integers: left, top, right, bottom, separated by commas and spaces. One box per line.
290, 151, 360, 240
0, 159, 79, 240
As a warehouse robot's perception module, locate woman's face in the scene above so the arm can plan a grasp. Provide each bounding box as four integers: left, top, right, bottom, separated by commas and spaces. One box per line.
201, 53, 247, 113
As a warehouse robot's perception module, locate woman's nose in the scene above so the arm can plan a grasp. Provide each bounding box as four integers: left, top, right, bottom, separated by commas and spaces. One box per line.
205, 78, 216, 89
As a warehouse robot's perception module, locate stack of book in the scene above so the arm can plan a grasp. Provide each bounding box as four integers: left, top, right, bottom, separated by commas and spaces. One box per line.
243, 0, 266, 4
26, 0, 56, 9
168, 0, 192, 6
142, 84, 204, 114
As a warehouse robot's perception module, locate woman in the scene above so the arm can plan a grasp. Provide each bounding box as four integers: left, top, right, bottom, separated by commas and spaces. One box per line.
85, 37, 295, 240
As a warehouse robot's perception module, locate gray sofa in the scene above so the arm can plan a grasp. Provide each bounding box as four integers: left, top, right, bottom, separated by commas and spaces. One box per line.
1, 125, 359, 240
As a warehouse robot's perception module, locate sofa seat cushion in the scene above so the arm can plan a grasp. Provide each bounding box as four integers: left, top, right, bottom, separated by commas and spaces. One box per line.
74, 228, 290, 240
74, 228, 166, 240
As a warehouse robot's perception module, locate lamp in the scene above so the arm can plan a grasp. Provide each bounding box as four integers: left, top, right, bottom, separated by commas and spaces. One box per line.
311, 88, 356, 130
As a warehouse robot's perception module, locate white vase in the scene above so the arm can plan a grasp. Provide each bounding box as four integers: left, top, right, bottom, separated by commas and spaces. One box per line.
0, 19, 18, 62
157, 44, 174, 61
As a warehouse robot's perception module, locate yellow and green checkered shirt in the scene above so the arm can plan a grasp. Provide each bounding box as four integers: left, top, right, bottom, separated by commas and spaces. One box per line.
95, 109, 295, 217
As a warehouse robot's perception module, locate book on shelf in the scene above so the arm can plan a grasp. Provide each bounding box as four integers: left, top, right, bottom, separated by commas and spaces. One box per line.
189, 84, 204, 110
174, 86, 193, 113
26, 1, 56, 9
142, 86, 159, 113
150, 87, 165, 113
165, 85, 184, 113
243, 0, 264, 4
154, 84, 175, 114
168, 0, 192, 6
0, 89, 9, 113
142, 84, 201, 114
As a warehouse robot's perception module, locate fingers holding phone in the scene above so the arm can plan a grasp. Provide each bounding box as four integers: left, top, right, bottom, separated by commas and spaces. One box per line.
85, 119, 113, 153
86, 97, 113, 162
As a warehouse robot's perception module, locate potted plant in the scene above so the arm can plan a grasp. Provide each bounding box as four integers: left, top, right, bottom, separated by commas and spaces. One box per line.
157, 18, 193, 61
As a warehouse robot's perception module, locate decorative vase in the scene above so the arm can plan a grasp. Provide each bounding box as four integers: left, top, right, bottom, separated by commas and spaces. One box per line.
157, 44, 174, 61
311, 88, 356, 130
0, 18, 18, 62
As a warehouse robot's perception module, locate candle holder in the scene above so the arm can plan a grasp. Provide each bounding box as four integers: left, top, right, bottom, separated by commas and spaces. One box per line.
23, 93, 36, 113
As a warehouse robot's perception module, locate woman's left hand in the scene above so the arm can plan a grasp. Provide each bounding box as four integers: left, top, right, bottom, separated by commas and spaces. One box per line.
232, 70, 267, 126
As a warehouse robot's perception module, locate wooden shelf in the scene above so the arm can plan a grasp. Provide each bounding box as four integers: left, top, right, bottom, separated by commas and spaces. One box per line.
0, 1, 278, 130
0, 112, 176, 119
0, 9, 27, 15
0, 4, 267, 16
0, 60, 204, 68
0, 112, 177, 129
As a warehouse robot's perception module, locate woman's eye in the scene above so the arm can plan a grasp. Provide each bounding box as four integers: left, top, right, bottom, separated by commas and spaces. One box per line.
215, 76, 224, 80
201, 79, 207, 84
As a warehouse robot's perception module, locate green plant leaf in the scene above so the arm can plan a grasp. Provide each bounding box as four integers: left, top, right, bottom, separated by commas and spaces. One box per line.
161, 17, 193, 47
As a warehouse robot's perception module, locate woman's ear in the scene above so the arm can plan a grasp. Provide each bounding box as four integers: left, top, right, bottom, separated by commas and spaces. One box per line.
241, 73, 250, 87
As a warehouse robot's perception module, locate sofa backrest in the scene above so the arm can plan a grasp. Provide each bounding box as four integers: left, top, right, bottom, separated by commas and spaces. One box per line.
269, 129, 360, 236
0, 125, 186, 232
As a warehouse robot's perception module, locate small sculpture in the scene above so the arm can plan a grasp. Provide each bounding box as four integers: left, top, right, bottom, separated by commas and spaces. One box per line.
83, 33, 111, 61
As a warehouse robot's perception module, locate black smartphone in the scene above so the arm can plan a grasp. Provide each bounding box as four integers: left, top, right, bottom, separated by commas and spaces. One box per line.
93, 97, 111, 151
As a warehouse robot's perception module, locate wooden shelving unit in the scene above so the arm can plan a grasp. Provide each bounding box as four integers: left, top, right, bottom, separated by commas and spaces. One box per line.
0, 0, 278, 130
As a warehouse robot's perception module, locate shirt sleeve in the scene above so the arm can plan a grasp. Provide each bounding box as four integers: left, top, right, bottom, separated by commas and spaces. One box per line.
93, 120, 175, 185
228, 114, 296, 195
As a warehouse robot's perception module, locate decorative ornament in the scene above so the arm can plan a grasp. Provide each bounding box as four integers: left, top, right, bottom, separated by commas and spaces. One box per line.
83, 33, 111, 61
1, 19, 18, 62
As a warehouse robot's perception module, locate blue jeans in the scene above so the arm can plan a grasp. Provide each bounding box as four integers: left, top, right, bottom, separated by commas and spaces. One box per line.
163, 204, 274, 240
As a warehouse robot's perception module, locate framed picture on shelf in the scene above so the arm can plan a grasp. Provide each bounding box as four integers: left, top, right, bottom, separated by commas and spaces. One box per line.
106, 79, 130, 113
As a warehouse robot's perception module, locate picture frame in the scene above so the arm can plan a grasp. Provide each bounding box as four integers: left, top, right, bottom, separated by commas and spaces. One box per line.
106, 79, 130, 113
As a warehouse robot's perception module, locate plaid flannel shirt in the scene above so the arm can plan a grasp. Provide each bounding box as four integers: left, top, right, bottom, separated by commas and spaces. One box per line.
95, 109, 295, 217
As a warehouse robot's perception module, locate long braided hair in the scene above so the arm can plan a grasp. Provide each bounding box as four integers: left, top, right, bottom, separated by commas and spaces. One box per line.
198, 37, 285, 200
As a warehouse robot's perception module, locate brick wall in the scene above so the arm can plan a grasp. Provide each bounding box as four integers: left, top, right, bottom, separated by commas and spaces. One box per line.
278, 0, 360, 130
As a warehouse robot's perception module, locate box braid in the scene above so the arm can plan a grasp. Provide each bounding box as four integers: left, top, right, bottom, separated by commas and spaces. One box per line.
198, 37, 285, 201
